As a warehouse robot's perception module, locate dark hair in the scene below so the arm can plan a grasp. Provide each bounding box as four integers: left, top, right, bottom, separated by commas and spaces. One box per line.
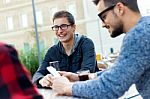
93, 0, 100, 5
93, 0, 140, 12
52, 10, 75, 25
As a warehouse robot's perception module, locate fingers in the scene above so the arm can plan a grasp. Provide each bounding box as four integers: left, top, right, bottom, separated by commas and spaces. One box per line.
59, 71, 72, 77
51, 77, 67, 95
58, 71, 78, 82
51, 77, 73, 96
46, 74, 53, 82
58, 71, 68, 76
39, 74, 54, 87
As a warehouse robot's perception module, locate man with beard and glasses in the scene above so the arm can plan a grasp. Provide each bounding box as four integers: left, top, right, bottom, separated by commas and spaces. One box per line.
32, 10, 99, 88
49, 0, 150, 99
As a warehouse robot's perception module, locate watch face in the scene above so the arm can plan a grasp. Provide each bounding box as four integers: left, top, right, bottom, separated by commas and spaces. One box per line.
77, 70, 90, 81
79, 74, 89, 81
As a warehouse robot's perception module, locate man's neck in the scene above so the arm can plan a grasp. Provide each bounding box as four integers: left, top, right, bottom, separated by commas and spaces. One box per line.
62, 39, 74, 55
123, 12, 141, 33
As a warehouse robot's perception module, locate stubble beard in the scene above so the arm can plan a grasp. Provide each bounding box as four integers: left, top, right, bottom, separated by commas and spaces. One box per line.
111, 22, 124, 38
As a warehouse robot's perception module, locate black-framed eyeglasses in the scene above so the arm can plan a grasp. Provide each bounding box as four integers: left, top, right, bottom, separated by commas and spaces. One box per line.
51, 24, 72, 31
98, 4, 116, 22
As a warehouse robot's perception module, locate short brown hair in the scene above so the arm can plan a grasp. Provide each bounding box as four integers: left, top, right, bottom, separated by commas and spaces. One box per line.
52, 10, 75, 25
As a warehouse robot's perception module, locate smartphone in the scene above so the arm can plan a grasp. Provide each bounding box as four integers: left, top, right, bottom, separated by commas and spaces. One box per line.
47, 66, 60, 77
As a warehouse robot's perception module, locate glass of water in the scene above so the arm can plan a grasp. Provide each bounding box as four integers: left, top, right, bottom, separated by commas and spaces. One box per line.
49, 61, 59, 71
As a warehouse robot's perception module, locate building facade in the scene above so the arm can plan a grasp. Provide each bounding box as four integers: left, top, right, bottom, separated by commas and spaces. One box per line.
0, 0, 87, 51
0, 0, 150, 55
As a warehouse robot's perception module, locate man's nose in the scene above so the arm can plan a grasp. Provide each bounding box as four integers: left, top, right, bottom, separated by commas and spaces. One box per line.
102, 22, 108, 28
101, 22, 105, 27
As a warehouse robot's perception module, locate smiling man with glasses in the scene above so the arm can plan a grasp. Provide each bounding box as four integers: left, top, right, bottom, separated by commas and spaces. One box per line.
49, 0, 150, 99
32, 10, 99, 88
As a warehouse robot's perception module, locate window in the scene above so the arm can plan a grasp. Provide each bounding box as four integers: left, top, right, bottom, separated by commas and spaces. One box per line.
21, 14, 28, 28
6, 16, 14, 30
36, 11, 43, 25
67, 3, 77, 18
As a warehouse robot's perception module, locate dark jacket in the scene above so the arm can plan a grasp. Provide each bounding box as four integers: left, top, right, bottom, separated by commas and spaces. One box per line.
32, 34, 98, 87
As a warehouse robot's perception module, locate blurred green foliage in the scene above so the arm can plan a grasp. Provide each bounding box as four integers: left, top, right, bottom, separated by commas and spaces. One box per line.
19, 44, 46, 76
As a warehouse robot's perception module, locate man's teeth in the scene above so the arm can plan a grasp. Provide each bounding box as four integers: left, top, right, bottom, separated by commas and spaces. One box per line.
59, 35, 64, 37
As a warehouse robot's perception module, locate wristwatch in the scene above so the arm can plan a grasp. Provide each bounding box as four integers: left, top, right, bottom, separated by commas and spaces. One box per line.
78, 74, 89, 81
78, 73, 97, 81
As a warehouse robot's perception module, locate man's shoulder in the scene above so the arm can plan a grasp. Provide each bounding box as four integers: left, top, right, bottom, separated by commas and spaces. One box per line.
46, 42, 63, 54
76, 34, 92, 42
126, 16, 150, 39
48, 42, 61, 49
136, 16, 150, 29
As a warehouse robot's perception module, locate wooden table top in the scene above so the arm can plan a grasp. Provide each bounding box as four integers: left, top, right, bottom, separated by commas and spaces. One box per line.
38, 88, 80, 99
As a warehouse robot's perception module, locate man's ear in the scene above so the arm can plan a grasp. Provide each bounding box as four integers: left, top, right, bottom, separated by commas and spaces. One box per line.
116, 2, 125, 15
73, 24, 76, 31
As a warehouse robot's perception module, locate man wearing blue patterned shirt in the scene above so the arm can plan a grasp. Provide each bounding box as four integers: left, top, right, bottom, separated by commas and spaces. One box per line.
50, 0, 150, 98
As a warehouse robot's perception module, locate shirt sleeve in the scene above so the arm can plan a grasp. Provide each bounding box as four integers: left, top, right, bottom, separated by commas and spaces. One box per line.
32, 47, 52, 86
78, 37, 97, 73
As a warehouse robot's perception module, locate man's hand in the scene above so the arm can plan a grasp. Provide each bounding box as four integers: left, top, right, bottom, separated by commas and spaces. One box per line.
59, 71, 79, 82
39, 74, 53, 87
51, 76, 73, 96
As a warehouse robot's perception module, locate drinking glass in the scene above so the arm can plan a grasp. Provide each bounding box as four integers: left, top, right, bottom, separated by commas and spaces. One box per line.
49, 61, 59, 71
